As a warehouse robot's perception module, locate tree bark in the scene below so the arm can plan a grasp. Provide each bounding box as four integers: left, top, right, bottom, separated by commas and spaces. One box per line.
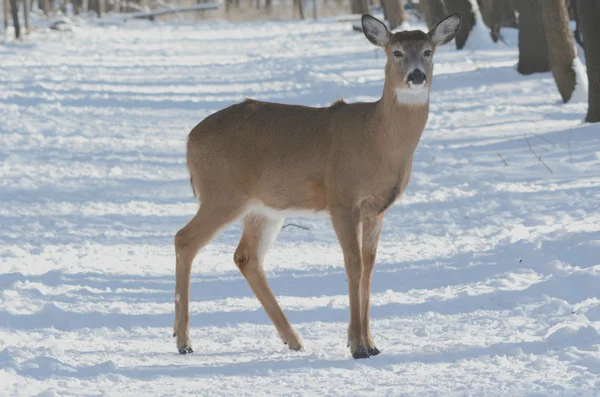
42, 0, 49, 17
383, 0, 406, 30
445, 0, 474, 49
516, 0, 549, 74
3, 0, 9, 32
9, 0, 19, 39
23, 0, 29, 33
296, 0, 304, 19
503, 0, 517, 27
479, 0, 492, 27
541, 0, 577, 103
576, 0, 600, 122
350, 0, 368, 15
489, 0, 503, 42
420, 0, 447, 29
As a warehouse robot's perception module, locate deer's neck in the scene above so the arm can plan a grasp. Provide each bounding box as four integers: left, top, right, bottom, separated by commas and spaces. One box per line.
374, 79, 430, 152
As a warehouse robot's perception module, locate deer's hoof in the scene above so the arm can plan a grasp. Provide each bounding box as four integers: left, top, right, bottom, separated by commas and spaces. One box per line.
284, 340, 303, 351
178, 346, 193, 355
352, 347, 369, 359
367, 347, 380, 356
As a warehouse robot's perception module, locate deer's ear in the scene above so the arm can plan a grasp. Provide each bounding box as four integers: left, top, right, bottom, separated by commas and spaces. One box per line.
428, 13, 462, 47
362, 14, 391, 47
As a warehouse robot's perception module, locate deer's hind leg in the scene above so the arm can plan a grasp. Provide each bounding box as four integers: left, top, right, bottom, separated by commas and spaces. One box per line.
174, 200, 246, 354
234, 214, 302, 351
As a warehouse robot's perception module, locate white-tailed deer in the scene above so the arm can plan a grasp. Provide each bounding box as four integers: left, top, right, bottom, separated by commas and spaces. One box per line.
173, 13, 461, 359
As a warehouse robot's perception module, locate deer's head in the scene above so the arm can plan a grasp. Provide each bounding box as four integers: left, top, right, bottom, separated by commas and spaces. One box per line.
362, 13, 461, 105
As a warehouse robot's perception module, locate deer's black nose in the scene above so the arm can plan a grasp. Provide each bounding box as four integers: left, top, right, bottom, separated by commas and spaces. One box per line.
407, 69, 426, 85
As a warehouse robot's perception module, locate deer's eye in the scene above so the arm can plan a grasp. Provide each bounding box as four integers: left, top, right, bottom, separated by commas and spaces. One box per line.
392, 51, 403, 58
424, 50, 433, 57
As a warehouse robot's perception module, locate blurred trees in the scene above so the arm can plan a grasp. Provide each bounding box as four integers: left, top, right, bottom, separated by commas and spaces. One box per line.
9, 0, 19, 39
516, 0, 549, 74
382, 0, 406, 30
420, 0, 447, 28
351, 0, 369, 15
576, 0, 600, 122
444, 0, 473, 49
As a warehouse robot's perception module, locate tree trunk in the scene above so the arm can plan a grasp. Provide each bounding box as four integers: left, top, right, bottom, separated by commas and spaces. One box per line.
350, 0, 368, 14
23, 0, 29, 34
295, 0, 304, 19
9, 0, 19, 39
479, 0, 492, 27
576, 0, 600, 122
541, 0, 577, 103
516, 0, 549, 74
42, 0, 49, 17
383, 0, 406, 30
420, 0, 447, 29
488, 0, 503, 41
3, 0, 9, 31
502, 0, 517, 27
445, 0, 474, 49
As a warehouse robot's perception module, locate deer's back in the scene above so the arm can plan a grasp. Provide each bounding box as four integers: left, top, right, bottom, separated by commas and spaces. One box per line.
186, 99, 345, 210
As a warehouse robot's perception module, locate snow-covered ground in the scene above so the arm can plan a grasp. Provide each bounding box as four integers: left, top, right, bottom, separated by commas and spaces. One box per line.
1, 16, 600, 396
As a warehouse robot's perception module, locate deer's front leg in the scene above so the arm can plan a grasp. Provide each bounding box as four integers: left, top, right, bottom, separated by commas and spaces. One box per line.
330, 206, 367, 359
361, 213, 383, 356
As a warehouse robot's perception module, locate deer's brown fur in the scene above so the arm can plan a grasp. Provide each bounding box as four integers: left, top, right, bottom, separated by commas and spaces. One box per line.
173, 13, 461, 358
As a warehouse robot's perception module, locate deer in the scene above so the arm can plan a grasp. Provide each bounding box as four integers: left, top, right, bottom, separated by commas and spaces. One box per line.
173, 13, 462, 359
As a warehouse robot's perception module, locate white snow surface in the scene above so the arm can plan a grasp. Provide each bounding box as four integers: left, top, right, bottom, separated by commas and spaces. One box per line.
464, 0, 499, 51
571, 55, 589, 104
1, 18, 600, 396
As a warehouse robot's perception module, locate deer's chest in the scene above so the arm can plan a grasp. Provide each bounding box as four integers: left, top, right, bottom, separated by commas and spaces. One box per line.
362, 162, 413, 217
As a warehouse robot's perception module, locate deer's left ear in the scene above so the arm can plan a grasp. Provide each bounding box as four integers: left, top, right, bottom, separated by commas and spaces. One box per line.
428, 13, 462, 47
362, 14, 391, 47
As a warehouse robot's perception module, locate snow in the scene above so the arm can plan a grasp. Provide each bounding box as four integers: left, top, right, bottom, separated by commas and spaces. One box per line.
571, 54, 589, 103
464, 0, 499, 51
1, 17, 600, 396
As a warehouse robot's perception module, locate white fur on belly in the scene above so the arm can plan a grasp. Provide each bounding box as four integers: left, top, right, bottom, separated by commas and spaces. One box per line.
256, 216, 284, 264
246, 203, 329, 220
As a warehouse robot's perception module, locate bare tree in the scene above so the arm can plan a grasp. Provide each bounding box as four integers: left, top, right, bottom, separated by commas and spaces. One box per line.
42, 0, 50, 17
23, 0, 29, 34
351, 0, 368, 15
295, 0, 304, 19
488, 0, 503, 42
420, 0, 447, 29
516, 0, 549, 75
382, 0, 406, 30
479, 0, 493, 27
3, 0, 9, 32
445, 0, 474, 49
541, 0, 578, 103
9, 0, 19, 39
576, 0, 600, 122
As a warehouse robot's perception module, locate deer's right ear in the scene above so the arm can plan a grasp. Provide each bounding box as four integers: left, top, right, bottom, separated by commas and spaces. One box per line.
362, 14, 391, 47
